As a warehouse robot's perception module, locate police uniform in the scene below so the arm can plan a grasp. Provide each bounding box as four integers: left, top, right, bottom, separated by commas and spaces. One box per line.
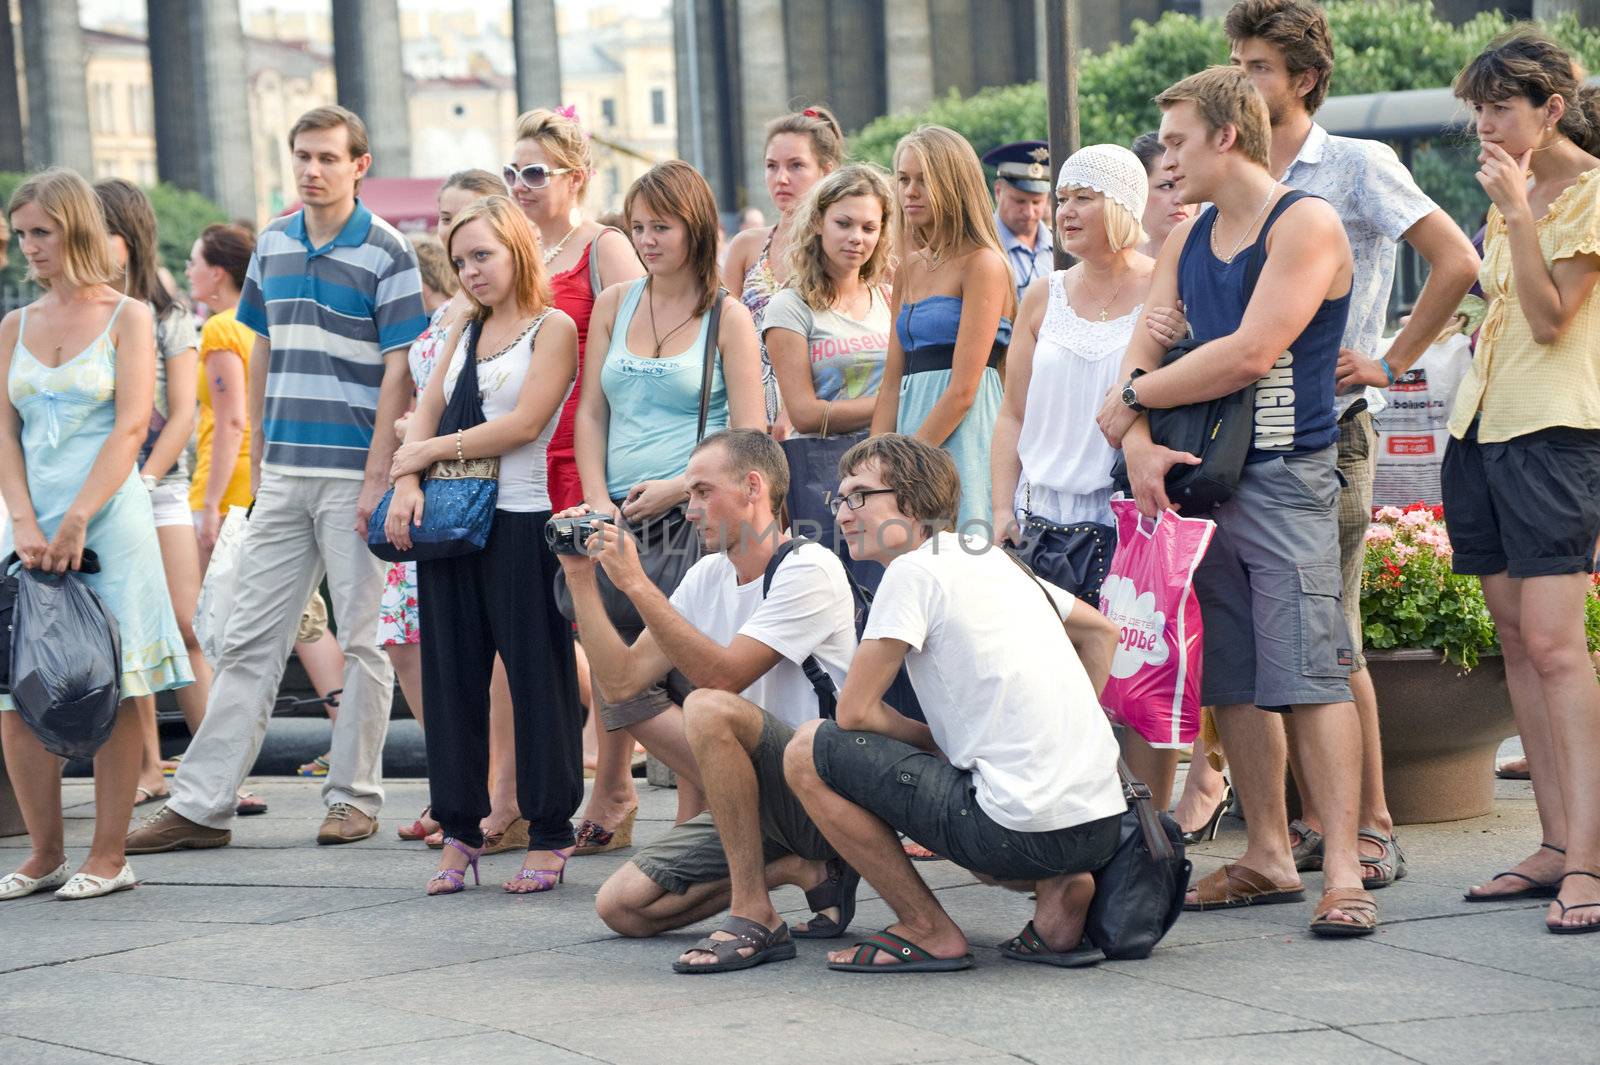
983, 140, 1054, 305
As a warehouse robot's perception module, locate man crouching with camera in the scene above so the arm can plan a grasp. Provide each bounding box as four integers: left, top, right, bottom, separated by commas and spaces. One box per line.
783, 434, 1127, 972
552, 428, 863, 973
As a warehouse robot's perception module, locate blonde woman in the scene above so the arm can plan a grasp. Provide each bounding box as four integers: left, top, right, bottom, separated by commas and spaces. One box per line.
1, 169, 191, 901
871, 126, 1015, 528
386, 195, 583, 896
723, 106, 846, 425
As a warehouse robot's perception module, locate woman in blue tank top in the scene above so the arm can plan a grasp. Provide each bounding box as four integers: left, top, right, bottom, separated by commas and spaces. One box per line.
871, 126, 1016, 529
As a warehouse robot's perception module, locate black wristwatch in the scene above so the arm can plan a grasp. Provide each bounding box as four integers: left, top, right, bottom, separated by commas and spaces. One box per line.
1121, 369, 1147, 413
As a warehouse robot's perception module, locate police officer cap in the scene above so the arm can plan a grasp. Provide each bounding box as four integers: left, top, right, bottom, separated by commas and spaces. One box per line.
981, 140, 1051, 195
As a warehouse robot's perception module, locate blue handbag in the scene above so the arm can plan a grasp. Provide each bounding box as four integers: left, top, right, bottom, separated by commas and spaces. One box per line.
367, 319, 499, 563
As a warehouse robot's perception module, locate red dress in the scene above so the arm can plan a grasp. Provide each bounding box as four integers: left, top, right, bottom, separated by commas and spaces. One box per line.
547, 239, 598, 512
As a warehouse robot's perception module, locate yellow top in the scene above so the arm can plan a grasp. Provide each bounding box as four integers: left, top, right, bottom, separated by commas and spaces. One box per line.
188, 307, 255, 514
1449, 168, 1600, 442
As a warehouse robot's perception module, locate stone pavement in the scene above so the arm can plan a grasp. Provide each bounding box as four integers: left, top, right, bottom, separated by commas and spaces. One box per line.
1, 770, 1595, 1065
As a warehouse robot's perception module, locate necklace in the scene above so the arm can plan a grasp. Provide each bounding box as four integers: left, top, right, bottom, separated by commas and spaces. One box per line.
541, 223, 578, 265
1078, 265, 1129, 322
1210, 185, 1278, 264
647, 279, 698, 357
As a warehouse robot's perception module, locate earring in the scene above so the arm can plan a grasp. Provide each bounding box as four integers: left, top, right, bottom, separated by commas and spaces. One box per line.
568, 205, 583, 228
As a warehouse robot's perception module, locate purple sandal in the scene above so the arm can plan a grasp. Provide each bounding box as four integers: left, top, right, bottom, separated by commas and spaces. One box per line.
504, 847, 573, 894
427, 838, 483, 896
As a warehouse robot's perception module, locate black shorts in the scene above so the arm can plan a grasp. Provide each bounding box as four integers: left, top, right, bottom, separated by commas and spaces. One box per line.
1442, 421, 1600, 579
810, 722, 1121, 882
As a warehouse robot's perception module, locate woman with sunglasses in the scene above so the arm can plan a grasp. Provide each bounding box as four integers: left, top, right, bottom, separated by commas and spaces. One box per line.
507, 107, 646, 856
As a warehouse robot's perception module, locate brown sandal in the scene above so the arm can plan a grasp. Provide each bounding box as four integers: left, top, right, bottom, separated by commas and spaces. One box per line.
1184, 863, 1306, 911
1310, 887, 1378, 937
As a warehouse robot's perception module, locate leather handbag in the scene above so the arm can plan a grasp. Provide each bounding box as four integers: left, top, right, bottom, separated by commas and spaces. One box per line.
367, 319, 499, 563
1084, 759, 1191, 960
553, 291, 724, 631
1112, 190, 1311, 513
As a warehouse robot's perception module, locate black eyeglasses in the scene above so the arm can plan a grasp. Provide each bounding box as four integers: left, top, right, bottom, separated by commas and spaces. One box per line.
502, 163, 574, 190
825, 488, 896, 515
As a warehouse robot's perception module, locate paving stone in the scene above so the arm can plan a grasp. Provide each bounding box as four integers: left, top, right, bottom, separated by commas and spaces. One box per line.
1348, 1005, 1600, 1065
1374, 909, 1600, 992
1, 884, 415, 927
0, 918, 213, 975
0, 1034, 136, 1064
1138, 1029, 1416, 1065
252, 1030, 596, 1065
0, 968, 486, 1065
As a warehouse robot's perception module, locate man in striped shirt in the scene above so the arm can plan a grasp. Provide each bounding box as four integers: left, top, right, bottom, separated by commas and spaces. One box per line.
130, 106, 428, 853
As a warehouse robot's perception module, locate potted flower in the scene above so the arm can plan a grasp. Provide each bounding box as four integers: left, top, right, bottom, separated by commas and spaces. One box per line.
1360, 502, 1600, 822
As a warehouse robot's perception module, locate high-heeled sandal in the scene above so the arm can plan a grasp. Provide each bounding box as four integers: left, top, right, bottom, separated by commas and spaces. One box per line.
426, 838, 482, 896
572, 806, 637, 856
397, 806, 437, 841
1181, 778, 1234, 845
504, 847, 573, 894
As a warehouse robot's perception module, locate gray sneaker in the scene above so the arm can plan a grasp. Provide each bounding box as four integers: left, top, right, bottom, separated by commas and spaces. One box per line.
125, 807, 232, 854
317, 802, 378, 845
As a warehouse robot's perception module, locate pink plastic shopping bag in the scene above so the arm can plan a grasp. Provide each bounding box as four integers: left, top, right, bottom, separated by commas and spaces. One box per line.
1098, 499, 1215, 749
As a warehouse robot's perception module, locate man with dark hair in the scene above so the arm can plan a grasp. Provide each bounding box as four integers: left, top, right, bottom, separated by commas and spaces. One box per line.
129, 106, 426, 851
784, 435, 1125, 972
1097, 65, 1377, 936
565, 429, 861, 973
1226, 0, 1479, 889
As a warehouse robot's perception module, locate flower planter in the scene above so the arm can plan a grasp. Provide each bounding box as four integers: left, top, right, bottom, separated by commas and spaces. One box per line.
1368, 648, 1516, 824
0, 758, 24, 837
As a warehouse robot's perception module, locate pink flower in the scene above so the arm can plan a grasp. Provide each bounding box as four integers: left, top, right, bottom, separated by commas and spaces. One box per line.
1392, 542, 1418, 562
1365, 525, 1395, 543
1375, 506, 1405, 523
1399, 509, 1433, 528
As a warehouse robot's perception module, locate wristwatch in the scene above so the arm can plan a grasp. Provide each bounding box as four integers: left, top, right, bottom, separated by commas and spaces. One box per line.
140, 473, 159, 492
1121, 369, 1147, 413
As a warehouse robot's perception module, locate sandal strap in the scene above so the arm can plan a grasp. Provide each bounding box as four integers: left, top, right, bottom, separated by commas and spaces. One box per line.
1316, 887, 1377, 917
683, 916, 785, 962
803, 860, 845, 912
429, 868, 465, 885
1007, 921, 1048, 955
851, 929, 934, 965
1561, 870, 1600, 882
1541, 842, 1567, 855
443, 837, 482, 863
1488, 870, 1544, 887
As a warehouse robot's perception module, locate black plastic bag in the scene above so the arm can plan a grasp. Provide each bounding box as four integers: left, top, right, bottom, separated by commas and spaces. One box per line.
0, 555, 19, 692
8, 549, 124, 760
1085, 759, 1191, 960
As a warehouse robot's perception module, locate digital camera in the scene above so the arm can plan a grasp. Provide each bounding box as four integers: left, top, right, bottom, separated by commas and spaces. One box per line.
544, 513, 615, 556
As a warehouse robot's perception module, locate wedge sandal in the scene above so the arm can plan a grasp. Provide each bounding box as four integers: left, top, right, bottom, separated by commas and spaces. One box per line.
672, 915, 796, 974
827, 929, 974, 974
1000, 921, 1102, 968
793, 858, 860, 940
1309, 886, 1378, 937
1183, 863, 1305, 911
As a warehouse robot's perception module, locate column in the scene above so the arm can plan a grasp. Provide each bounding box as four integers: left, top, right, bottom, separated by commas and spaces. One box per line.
19, 0, 92, 175
148, 0, 200, 192
512, 0, 561, 113
736, 0, 788, 214
331, 0, 411, 178
884, 0, 935, 113
0, 3, 26, 172
190, 0, 258, 220
674, 0, 739, 212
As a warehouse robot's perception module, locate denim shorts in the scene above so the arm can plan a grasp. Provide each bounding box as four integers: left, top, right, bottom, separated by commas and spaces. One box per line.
632, 711, 834, 894
1193, 446, 1353, 712
1442, 421, 1600, 579
810, 722, 1121, 882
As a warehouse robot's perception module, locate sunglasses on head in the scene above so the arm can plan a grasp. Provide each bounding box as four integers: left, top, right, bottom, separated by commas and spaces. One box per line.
503, 163, 574, 189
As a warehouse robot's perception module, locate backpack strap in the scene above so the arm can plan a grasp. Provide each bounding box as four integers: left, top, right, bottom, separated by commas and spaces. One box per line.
696, 287, 727, 443
761, 537, 838, 720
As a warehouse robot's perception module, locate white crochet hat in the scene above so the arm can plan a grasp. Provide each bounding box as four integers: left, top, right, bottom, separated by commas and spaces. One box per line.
1055, 144, 1148, 223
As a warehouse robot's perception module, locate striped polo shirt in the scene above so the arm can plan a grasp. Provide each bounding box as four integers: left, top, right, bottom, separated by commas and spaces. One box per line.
236, 201, 427, 478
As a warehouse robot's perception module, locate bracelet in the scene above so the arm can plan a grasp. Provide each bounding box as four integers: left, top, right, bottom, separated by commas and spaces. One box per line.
140, 473, 159, 492
820, 400, 834, 439
1379, 358, 1395, 386
454, 429, 464, 462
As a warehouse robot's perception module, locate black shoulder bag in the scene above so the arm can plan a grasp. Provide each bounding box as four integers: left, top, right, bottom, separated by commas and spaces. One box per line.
1112, 190, 1311, 513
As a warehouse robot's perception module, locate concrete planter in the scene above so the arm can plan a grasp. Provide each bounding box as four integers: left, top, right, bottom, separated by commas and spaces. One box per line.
1369, 648, 1516, 825
0, 757, 25, 837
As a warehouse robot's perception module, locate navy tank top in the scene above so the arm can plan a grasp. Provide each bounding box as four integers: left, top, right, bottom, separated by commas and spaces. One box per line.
1177, 192, 1350, 463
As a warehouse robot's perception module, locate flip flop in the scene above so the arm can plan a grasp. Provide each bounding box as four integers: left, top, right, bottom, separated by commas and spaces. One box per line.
1464, 843, 1564, 902
827, 929, 974, 974
1495, 761, 1531, 781
672, 915, 796, 974
793, 858, 861, 939
901, 839, 943, 862
1547, 871, 1600, 935
134, 786, 168, 807
1000, 921, 1102, 968
235, 792, 268, 817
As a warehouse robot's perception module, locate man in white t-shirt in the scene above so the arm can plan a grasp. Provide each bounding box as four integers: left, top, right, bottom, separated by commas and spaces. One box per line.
556, 429, 861, 974
785, 434, 1127, 972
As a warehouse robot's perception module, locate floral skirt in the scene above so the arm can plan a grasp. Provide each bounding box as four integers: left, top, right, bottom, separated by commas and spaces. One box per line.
378, 560, 420, 646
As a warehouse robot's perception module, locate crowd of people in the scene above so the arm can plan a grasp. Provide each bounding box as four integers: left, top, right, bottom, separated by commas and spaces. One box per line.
3, 1, 1599, 969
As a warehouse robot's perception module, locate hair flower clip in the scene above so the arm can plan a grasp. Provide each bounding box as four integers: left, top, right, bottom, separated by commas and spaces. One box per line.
556, 104, 579, 122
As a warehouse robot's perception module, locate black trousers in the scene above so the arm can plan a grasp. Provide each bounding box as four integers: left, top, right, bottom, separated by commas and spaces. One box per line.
418, 509, 583, 850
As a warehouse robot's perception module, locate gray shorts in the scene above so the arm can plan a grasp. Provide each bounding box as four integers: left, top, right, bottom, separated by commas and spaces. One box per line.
1335, 410, 1377, 671
631, 711, 834, 895
810, 723, 1122, 882
1194, 446, 1353, 711
593, 631, 693, 731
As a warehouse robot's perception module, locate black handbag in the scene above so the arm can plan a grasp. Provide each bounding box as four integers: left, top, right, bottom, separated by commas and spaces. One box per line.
1084, 758, 1191, 960
367, 319, 499, 562
553, 291, 724, 631
1009, 495, 1115, 608
1112, 190, 1311, 513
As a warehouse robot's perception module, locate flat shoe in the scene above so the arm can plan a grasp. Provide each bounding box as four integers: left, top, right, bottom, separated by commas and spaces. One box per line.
1000, 922, 1102, 968
794, 858, 861, 939
1184, 863, 1305, 911
235, 792, 268, 817
1548, 871, 1600, 935
1309, 886, 1378, 937
828, 929, 973, 974
55, 864, 137, 900
1289, 818, 1324, 873
1358, 829, 1406, 890
0, 862, 70, 901
673, 915, 796, 974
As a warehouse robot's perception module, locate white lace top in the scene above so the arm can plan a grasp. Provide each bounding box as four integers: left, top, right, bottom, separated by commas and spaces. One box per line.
1015, 270, 1140, 525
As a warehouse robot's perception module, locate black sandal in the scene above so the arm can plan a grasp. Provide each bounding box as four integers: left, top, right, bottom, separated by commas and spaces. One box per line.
827, 929, 974, 973
1000, 921, 1102, 968
793, 858, 860, 940
1547, 871, 1600, 935
671, 915, 796, 974
1464, 842, 1564, 902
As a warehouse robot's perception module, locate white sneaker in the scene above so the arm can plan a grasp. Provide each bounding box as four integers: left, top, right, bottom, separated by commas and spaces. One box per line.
0, 862, 69, 901
54, 863, 137, 900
